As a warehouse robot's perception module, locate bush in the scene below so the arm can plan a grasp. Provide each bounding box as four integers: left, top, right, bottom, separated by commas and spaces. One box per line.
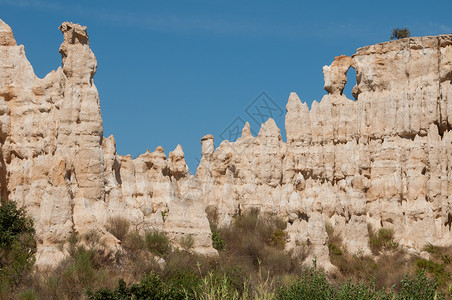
107, 217, 130, 241
0, 199, 36, 286
398, 270, 444, 300
180, 234, 194, 251
276, 268, 335, 299
87, 278, 130, 300
390, 27, 411, 40
325, 222, 343, 257
163, 250, 209, 279
221, 210, 291, 274
276, 268, 444, 299
270, 229, 287, 250
87, 272, 200, 300
416, 259, 450, 287
336, 279, 389, 299
145, 230, 171, 256
199, 272, 240, 299
0, 199, 35, 249
368, 225, 398, 255
211, 230, 225, 251
328, 243, 343, 256
122, 231, 145, 253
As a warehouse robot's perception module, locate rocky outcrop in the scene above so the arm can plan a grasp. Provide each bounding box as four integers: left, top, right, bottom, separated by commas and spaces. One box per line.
197, 35, 452, 270
1, 18, 452, 271
0, 20, 216, 269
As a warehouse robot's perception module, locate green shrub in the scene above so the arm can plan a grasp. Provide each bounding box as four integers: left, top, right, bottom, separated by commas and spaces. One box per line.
423, 243, 443, 256
211, 230, 225, 251
180, 234, 195, 251
88, 272, 199, 300
163, 250, 209, 280
276, 268, 335, 300
87, 278, 130, 300
368, 225, 398, 255
336, 279, 389, 299
52, 246, 104, 298
398, 270, 445, 299
390, 27, 411, 40
325, 222, 343, 257
145, 230, 171, 256
441, 254, 451, 265
200, 272, 241, 299
328, 243, 343, 256
0, 199, 36, 286
0, 199, 35, 249
17, 288, 38, 300
122, 231, 145, 253
416, 258, 450, 287
0, 240, 36, 286
270, 229, 287, 250
218, 210, 295, 280
276, 269, 444, 299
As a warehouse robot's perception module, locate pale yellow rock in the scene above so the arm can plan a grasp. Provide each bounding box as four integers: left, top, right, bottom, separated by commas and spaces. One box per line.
0, 19, 217, 268
197, 34, 452, 270
1, 17, 452, 272
0, 19, 16, 46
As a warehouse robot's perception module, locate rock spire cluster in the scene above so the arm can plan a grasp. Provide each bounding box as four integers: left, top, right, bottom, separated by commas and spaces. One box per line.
1, 19, 451, 270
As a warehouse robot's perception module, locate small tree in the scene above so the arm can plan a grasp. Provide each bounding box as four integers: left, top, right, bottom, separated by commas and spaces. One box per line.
0, 199, 36, 286
391, 27, 411, 40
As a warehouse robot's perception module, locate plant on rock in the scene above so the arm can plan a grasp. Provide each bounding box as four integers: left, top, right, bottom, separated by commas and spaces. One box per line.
390, 27, 411, 40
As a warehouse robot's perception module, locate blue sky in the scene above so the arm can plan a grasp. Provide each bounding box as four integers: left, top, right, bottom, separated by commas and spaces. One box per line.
1, 0, 451, 172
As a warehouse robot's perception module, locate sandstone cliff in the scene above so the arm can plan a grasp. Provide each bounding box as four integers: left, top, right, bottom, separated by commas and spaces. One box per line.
197, 34, 452, 270
0, 20, 216, 268
1, 18, 451, 271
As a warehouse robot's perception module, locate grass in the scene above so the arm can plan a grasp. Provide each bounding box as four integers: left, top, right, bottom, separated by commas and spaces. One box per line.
3, 209, 452, 299
324, 222, 417, 291
416, 243, 452, 288
106, 216, 130, 241
180, 234, 195, 251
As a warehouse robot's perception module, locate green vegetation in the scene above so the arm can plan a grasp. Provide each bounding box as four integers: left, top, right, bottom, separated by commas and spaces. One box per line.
145, 230, 171, 256
180, 234, 195, 251
0, 199, 36, 292
391, 27, 411, 40
2, 206, 452, 299
87, 272, 202, 300
415, 243, 452, 288
211, 230, 225, 250
416, 259, 450, 287
368, 225, 398, 255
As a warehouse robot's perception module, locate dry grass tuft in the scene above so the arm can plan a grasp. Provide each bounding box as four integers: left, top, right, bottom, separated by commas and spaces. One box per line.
106, 216, 130, 241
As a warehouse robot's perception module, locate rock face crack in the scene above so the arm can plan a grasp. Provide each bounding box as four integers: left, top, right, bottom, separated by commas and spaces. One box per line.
1, 18, 452, 271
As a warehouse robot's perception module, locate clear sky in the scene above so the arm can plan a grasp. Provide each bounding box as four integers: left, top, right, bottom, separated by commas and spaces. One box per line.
1, 0, 451, 172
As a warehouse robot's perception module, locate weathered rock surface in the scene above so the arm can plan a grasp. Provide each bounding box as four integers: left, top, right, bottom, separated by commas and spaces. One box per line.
0, 20, 216, 269
197, 35, 452, 269
1, 18, 452, 271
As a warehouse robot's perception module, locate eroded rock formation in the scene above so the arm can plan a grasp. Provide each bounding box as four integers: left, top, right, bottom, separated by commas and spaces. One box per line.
0, 20, 216, 268
1, 18, 452, 271
197, 34, 452, 271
